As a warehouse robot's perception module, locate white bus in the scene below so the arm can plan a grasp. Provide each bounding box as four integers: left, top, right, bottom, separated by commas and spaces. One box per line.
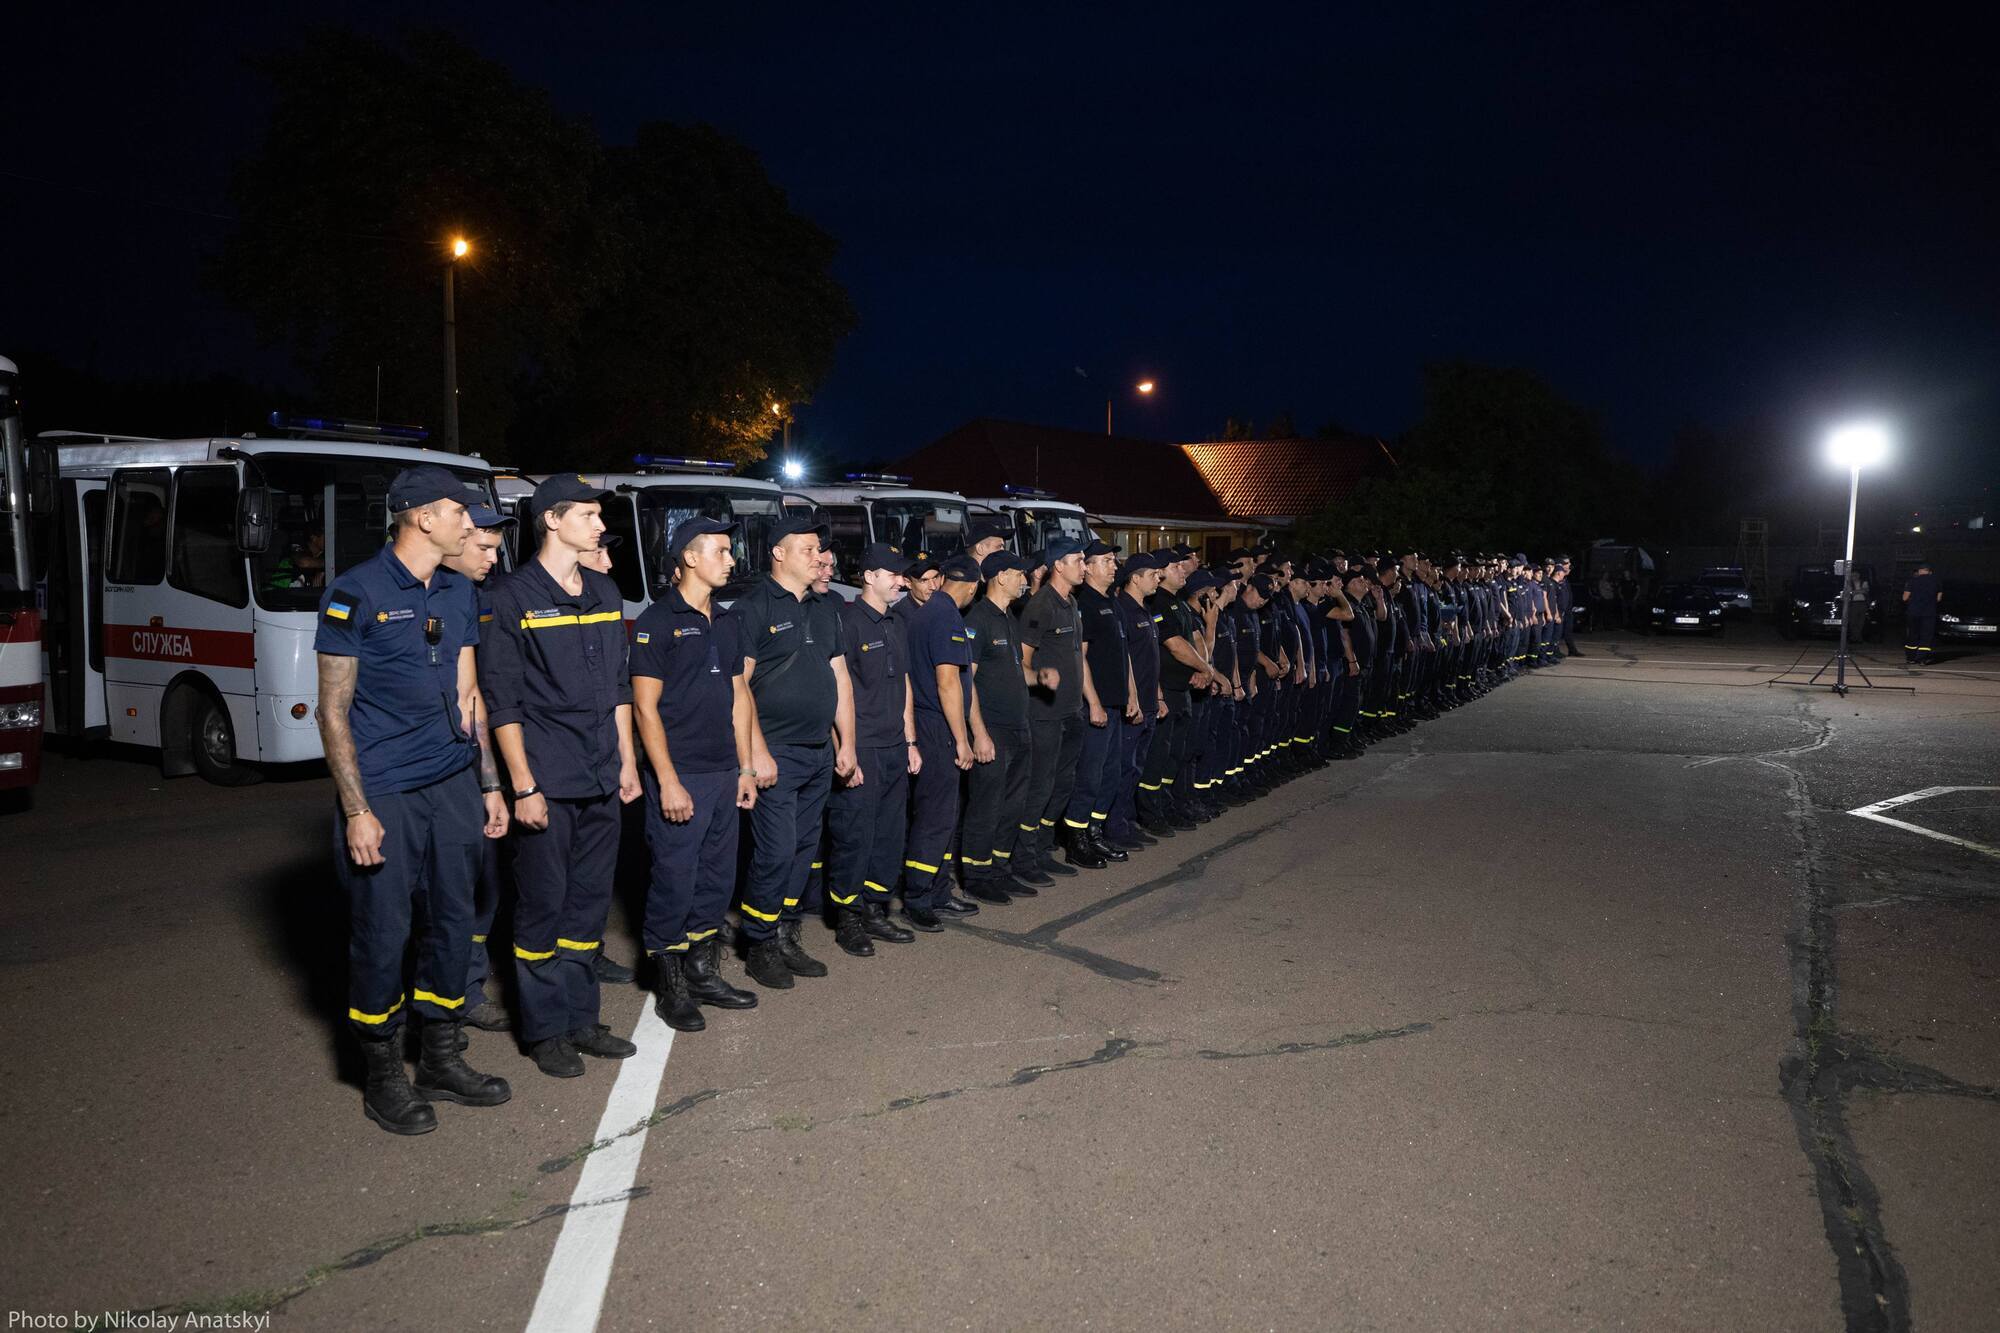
797, 474, 972, 593
967, 485, 1094, 558
36, 419, 497, 784
0, 356, 42, 792
492, 456, 802, 617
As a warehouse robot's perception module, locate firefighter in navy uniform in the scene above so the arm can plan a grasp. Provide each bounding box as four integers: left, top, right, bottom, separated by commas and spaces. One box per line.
480, 474, 643, 1079
1064, 540, 1138, 865
629, 517, 762, 1032
315, 465, 512, 1135
827, 542, 923, 949
1901, 561, 1941, 664
1019, 537, 1090, 876
961, 551, 1043, 900
730, 516, 859, 990
904, 554, 986, 912
1109, 552, 1167, 841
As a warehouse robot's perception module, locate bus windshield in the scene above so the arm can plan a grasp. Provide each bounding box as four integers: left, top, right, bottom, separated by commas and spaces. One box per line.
1016, 506, 1089, 555
634, 485, 781, 600
251, 455, 495, 612
874, 497, 967, 559
0, 443, 26, 611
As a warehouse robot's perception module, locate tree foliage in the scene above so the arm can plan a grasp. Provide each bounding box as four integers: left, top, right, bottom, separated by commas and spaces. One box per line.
215, 27, 852, 469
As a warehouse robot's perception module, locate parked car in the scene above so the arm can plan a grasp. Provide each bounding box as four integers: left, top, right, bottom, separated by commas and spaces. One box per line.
1644, 583, 1727, 635
1694, 566, 1753, 613
1778, 563, 1881, 641
1937, 581, 2000, 644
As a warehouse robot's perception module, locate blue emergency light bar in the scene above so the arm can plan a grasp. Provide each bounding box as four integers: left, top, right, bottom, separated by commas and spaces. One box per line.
632, 454, 739, 474
1001, 484, 1058, 499
843, 471, 912, 485
268, 412, 430, 442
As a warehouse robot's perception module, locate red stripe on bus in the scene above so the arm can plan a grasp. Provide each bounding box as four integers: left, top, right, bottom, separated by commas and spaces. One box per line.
0, 609, 39, 645
104, 624, 256, 670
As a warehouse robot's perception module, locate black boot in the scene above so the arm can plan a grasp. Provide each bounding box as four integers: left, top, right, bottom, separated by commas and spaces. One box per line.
593, 951, 636, 985
962, 876, 1013, 904
684, 938, 758, 1009
834, 908, 876, 957
1037, 828, 1079, 876
1063, 826, 1107, 869
777, 918, 829, 977
746, 937, 795, 989
1086, 822, 1129, 862
861, 901, 915, 943
570, 1024, 638, 1059
528, 1035, 584, 1078
359, 1033, 437, 1136
1009, 856, 1055, 886
413, 1021, 511, 1107
653, 952, 706, 1032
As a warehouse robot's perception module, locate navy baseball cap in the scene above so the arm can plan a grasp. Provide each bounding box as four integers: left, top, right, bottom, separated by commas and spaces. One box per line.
860, 540, 915, 574
1184, 570, 1220, 596
940, 554, 983, 583
1121, 551, 1161, 572
530, 472, 612, 513
664, 516, 735, 565
1044, 537, 1087, 564
1082, 539, 1118, 559
906, 550, 941, 577
1166, 543, 1197, 560
1245, 574, 1273, 596
466, 502, 513, 529
769, 515, 831, 545
387, 465, 466, 513
980, 550, 1030, 579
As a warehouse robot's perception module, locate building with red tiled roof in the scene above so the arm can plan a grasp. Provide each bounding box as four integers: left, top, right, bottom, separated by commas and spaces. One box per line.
897, 418, 1226, 520
1180, 434, 1393, 525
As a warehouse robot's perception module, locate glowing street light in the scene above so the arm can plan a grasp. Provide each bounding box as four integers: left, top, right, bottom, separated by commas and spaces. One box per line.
442, 235, 474, 451
1107, 379, 1159, 435
781, 458, 805, 482
451, 236, 471, 260
1136, 380, 1155, 395
1813, 420, 1892, 695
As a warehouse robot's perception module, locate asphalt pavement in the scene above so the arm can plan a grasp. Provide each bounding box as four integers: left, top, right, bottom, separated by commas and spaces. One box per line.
2, 625, 1994, 1332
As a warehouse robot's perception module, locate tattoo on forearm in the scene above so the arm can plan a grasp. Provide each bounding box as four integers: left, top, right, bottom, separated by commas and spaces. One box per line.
316, 656, 369, 815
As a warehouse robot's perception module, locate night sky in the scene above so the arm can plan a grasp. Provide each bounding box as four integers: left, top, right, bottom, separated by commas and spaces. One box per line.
8, 3, 1995, 493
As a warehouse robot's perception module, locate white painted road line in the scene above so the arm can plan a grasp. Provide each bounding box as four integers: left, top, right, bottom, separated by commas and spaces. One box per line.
1847, 785, 2000, 860
525, 997, 675, 1333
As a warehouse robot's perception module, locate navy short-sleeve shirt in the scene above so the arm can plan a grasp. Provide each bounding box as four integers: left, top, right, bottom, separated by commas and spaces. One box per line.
964, 598, 1028, 729
630, 585, 743, 775
1076, 584, 1129, 709
840, 596, 911, 748
907, 591, 973, 717
314, 546, 478, 797
728, 577, 840, 746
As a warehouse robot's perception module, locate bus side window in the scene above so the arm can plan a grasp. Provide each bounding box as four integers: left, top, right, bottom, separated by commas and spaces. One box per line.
107, 468, 171, 586
169, 467, 249, 608
600, 497, 646, 604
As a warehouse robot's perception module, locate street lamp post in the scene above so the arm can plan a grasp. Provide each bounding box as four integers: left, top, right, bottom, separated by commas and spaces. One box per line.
1811, 422, 1889, 695
443, 236, 470, 453
1107, 380, 1156, 436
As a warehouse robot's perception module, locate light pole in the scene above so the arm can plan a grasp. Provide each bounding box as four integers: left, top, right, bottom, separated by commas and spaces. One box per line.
1812, 421, 1889, 695
772, 401, 790, 453
443, 236, 470, 452
1107, 380, 1156, 436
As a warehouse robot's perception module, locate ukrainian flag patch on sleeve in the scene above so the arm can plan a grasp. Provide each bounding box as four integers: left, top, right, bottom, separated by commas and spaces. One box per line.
325, 600, 353, 621
635, 631, 651, 645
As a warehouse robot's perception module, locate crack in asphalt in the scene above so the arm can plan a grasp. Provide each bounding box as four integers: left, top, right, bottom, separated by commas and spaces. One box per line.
134, 1187, 649, 1321
1822, 1036, 2000, 1104
537, 1087, 730, 1173
1195, 1021, 1434, 1059
1762, 701, 1912, 1332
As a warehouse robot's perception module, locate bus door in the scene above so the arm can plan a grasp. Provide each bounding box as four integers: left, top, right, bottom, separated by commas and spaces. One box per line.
100, 466, 257, 761
43, 477, 107, 736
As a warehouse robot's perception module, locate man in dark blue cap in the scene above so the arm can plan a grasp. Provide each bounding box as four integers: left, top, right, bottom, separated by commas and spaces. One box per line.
962, 550, 1042, 899
316, 464, 511, 1134
1062, 540, 1137, 865
728, 514, 858, 989
827, 542, 923, 947
1141, 550, 1209, 830
480, 473, 643, 1078
1107, 551, 1166, 844
905, 553, 988, 913
630, 517, 761, 1032
1018, 536, 1091, 873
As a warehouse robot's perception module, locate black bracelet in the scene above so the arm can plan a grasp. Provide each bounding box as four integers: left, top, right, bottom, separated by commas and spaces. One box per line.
513, 784, 541, 800
480, 784, 502, 795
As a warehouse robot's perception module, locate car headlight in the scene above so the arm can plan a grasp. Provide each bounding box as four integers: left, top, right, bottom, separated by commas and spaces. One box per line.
1707, 608, 1721, 616
0, 700, 41, 730
1793, 598, 1811, 609
1940, 614, 1960, 624
1651, 606, 1666, 615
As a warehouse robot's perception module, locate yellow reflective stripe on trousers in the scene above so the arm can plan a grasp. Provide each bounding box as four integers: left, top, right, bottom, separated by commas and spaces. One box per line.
961, 856, 992, 867
783, 898, 799, 908
829, 891, 858, 905
557, 938, 600, 952
348, 994, 405, 1025
905, 858, 939, 875
1018, 823, 1038, 832
514, 944, 556, 961
991, 849, 1011, 859
685, 928, 718, 942
470, 933, 488, 944
739, 901, 780, 923
413, 989, 464, 1010
863, 880, 890, 893
1063, 818, 1089, 829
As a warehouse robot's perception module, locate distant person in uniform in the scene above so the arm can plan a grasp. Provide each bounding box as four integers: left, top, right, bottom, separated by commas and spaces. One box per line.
962, 550, 1042, 897
570, 532, 637, 988
1902, 561, 1942, 665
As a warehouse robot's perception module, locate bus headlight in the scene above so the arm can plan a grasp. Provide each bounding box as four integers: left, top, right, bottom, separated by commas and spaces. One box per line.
0, 700, 41, 730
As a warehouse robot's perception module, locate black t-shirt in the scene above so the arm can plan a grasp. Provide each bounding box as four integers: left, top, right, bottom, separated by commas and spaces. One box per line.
1075, 584, 1129, 709
1020, 584, 1083, 718
630, 586, 743, 775
1151, 589, 1198, 691
840, 597, 910, 749
964, 598, 1028, 729
727, 576, 840, 746
1117, 590, 1161, 706
1904, 571, 1940, 616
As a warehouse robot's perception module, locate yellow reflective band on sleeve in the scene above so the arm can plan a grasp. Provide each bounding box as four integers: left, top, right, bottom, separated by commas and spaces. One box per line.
739, 901, 780, 923
829, 891, 858, 905
471, 934, 487, 944
556, 938, 600, 952
863, 880, 890, 893
348, 995, 405, 1025
991, 849, 1012, 859
904, 858, 939, 874
413, 989, 464, 1010
514, 945, 556, 961
685, 928, 718, 942
1063, 818, 1089, 829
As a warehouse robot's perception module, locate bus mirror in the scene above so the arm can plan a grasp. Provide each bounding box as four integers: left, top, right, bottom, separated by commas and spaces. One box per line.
236, 486, 274, 554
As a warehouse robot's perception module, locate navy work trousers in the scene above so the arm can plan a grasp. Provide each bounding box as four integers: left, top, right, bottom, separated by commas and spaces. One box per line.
511, 790, 621, 1044
640, 767, 739, 957
962, 723, 1031, 883
827, 742, 909, 910
744, 742, 832, 940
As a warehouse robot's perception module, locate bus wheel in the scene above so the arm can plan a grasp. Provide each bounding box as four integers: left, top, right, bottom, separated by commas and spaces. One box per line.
189, 691, 262, 787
